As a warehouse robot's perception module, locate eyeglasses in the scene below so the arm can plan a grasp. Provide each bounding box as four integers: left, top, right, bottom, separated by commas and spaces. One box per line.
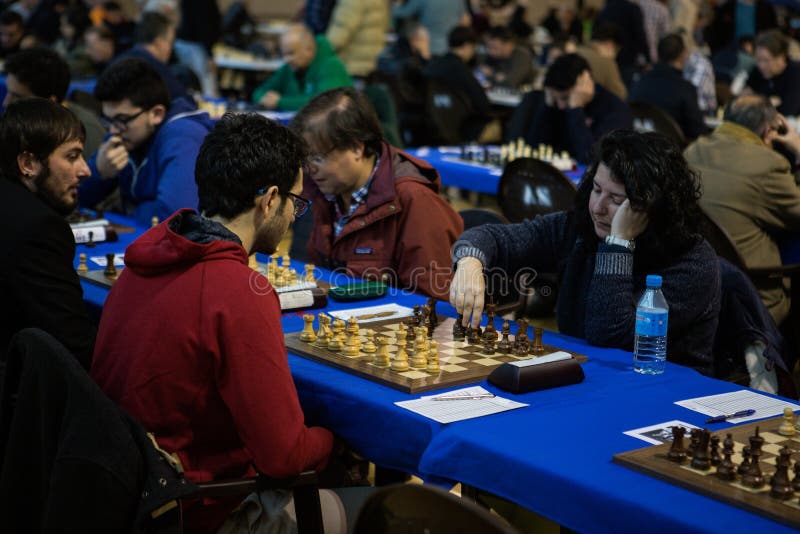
308, 148, 336, 167
256, 187, 312, 218
100, 108, 147, 131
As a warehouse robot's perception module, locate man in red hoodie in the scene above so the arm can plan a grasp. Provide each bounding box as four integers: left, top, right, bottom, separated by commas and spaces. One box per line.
290, 87, 463, 300
91, 113, 348, 532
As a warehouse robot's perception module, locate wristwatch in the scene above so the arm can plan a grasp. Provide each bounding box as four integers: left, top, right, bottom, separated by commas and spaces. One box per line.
604, 234, 635, 252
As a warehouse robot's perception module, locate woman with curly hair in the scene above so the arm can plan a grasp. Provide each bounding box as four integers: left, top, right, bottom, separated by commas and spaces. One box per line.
449, 129, 721, 375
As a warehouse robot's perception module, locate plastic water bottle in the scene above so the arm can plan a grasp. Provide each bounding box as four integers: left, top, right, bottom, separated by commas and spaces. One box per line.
634, 275, 669, 374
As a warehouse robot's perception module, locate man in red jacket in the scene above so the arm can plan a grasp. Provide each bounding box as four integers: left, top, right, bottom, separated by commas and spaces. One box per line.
91, 113, 348, 532
291, 87, 463, 300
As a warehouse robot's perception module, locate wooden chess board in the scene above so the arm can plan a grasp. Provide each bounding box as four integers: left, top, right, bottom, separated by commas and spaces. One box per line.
613, 416, 800, 529
79, 268, 121, 288
285, 315, 587, 393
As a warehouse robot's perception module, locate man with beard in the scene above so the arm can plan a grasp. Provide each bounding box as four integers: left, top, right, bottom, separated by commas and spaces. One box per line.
91, 113, 362, 532
0, 98, 95, 368
78, 57, 213, 226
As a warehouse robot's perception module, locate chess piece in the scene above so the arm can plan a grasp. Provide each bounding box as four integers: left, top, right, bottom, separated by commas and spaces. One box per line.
710, 435, 721, 467
334, 319, 347, 344
282, 254, 290, 268
667, 426, 687, 463
392, 339, 409, 371
716, 433, 736, 481
412, 305, 422, 326
313, 315, 330, 348
410, 329, 428, 369
104, 253, 117, 277
86, 230, 95, 247
343, 324, 361, 357
373, 336, 390, 367
426, 340, 440, 373
467, 326, 482, 345
484, 302, 497, 338
779, 408, 796, 437
481, 333, 496, 355
300, 314, 317, 343
248, 255, 258, 270
452, 315, 466, 340
77, 253, 88, 274
362, 330, 377, 353
688, 429, 701, 457
793, 461, 800, 493
304, 264, 316, 283
770, 446, 794, 500
742, 428, 766, 488
513, 319, 529, 354
497, 321, 512, 354
530, 327, 545, 356
690, 430, 711, 471
426, 298, 438, 330
737, 446, 751, 476
397, 322, 407, 341
406, 318, 416, 343
151, 216, 159, 227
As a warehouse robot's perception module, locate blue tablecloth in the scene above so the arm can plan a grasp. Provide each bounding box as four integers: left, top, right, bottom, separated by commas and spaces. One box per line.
75, 213, 795, 533
406, 146, 586, 194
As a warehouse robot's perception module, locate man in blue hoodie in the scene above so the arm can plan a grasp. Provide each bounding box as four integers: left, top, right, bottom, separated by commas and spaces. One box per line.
78, 57, 213, 225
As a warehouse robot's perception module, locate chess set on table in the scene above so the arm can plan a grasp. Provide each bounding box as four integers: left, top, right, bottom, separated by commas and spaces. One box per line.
614, 410, 800, 529
285, 301, 587, 393
68, 209, 134, 245
453, 139, 577, 172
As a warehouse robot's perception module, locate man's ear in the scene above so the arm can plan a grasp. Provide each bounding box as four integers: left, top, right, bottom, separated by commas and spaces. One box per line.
150, 104, 167, 127
17, 152, 42, 190
256, 184, 281, 215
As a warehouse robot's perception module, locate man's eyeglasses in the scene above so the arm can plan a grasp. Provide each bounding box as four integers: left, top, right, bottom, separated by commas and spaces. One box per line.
257, 187, 312, 218
100, 108, 147, 131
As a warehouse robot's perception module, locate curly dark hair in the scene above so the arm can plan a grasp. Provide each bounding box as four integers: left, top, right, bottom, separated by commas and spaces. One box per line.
196, 112, 308, 219
573, 129, 702, 264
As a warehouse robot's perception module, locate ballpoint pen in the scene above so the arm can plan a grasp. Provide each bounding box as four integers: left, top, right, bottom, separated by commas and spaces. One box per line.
431, 394, 496, 401
705, 409, 756, 424
355, 311, 397, 320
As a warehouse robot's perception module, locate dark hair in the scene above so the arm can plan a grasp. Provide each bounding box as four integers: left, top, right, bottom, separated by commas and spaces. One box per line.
290, 86, 383, 158
724, 94, 776, 136
486, 25, 513, 42
755, 29, 788, 57
136, 11, 172, 45
658, 34, 685, 63
5, 48, 71, 102
448, 25, 477, 48
0, 10, 23, 27
544, 53, 590, 90
62, 6, 92, 41
94, 57, 170, 108
196, 112, 307, 219
591, 21, 621, 46
573, 130, 702, 262
0, 97, 85, 183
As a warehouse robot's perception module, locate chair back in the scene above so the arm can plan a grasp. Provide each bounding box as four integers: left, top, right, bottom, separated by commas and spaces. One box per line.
497, 157, 577, 223
459, 208, 508, 230
69, 89, 102, 117
696, 208, 747, 270
630, 101, 687, 147
353, 483, 519, 534
425, 79, 473, 145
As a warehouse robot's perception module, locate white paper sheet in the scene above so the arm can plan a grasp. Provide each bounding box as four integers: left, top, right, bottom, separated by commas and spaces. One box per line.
395, 386, 528, 424
623, 420, 700, 445
675, 389, 800, 423
89, 253, 125, 267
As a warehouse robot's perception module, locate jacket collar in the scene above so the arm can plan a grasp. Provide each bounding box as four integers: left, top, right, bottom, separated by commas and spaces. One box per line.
714, 121, 766, 147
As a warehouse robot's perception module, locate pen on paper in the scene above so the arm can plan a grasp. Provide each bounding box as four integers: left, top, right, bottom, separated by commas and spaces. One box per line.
355, 311, 397, 320
705, 409, 756, 424
431, 394, 496, 401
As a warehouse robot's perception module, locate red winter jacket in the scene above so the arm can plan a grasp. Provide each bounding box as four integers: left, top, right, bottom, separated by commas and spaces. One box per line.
91, 210, 333, 528
304, 142, 463, 300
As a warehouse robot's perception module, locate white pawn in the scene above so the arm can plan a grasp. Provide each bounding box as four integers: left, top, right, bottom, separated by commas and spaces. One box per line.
304, 263, 316, 283
77, 253, 89, 274
392, 339, 410, 371
779, 407, 796, 436
426, 340, 440, 373
362, 330, 377, 353
373, 336, 390, 367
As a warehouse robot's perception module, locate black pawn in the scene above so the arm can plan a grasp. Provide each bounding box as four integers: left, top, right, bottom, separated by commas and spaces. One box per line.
710, 435, 721, 467
481, 335, 496, 355
688, 429, 701, 458
427, 298, 438, 329
770, 446, 794, 500
497, 321, 512, 354
690, 430, 712, 471
467, 326, 482, 345
667, 426, 687, 463
716, 433, 736, 481
453, 314, 466, 340
738, 446, 751, 476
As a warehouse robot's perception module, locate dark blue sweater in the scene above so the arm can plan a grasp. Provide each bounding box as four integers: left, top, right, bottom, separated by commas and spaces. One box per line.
453, 211, 721, 375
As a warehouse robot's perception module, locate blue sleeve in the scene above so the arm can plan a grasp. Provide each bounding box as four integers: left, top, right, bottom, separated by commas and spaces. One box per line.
77, 152, 124, 210
132, 119, 206, 225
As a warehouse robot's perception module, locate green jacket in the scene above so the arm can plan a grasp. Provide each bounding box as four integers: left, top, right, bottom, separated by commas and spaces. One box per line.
252, 36, 352, 111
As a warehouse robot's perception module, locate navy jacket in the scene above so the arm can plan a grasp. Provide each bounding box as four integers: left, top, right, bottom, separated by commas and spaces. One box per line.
629, 63, 708, 140
746, 61, 800, 117
79, 97, 214, 226
507, 84, 633, 164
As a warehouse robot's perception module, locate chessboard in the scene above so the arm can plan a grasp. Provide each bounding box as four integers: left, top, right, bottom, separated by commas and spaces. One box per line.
452, 140, 576, 172
613, 414, 800, 529
285, 308, 587, 393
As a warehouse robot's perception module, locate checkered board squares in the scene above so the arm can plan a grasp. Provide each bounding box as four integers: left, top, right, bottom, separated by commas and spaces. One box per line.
285, 315, 587, 393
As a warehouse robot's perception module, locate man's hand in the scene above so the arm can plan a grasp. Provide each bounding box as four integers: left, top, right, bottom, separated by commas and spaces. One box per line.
767, 114, 800, 157
259, 90, 281, 110
568, 71, 595, 109
609, 199, 649, 241
96, 135, 129, 179
449, 256, 486, 329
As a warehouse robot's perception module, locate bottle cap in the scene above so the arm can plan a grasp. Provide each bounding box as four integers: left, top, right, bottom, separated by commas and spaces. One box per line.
646, 274, 662, 288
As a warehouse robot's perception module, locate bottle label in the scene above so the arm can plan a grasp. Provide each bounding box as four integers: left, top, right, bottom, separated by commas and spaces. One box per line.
635, 310, 668, 336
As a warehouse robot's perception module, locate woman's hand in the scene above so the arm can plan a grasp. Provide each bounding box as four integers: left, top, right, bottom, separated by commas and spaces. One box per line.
449, 257, 486, 328
609, 199, 649, 241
